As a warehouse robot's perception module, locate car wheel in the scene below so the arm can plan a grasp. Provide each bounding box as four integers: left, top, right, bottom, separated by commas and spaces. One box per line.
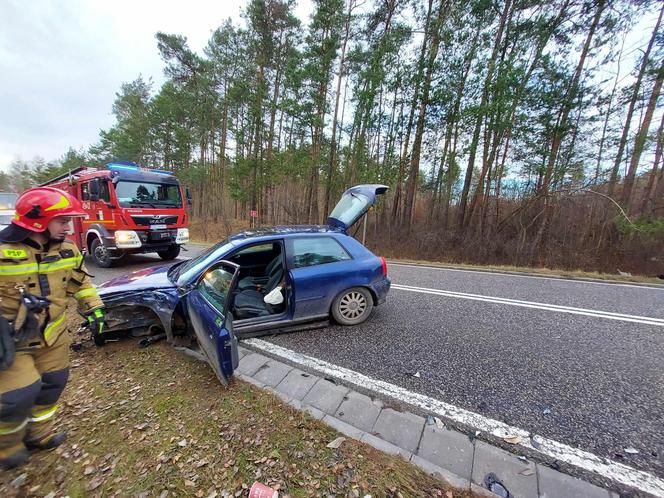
331, 287, 374, 326
158, 245, 181, 260
91, 238, 116, 268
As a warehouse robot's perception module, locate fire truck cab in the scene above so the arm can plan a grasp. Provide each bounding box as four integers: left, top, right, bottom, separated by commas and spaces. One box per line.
43, 162, 190, 267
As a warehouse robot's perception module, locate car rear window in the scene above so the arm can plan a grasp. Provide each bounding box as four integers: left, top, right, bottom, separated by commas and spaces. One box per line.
292, 237, 351, 268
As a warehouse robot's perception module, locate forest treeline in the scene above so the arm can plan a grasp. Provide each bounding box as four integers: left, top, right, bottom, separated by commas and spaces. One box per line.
4, 0, 664, 274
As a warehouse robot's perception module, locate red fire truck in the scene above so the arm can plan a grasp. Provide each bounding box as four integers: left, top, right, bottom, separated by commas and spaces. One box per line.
41, 162, 190, 267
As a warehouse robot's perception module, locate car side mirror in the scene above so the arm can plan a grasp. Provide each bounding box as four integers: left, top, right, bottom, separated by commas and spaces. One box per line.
90, 179, 100, 201
186, 187, 193, 207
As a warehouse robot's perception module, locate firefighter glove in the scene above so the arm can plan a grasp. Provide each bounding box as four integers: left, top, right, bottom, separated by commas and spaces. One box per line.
86, 308, 106, 336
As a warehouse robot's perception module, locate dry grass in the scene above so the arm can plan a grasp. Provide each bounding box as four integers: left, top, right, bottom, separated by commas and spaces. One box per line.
186, 231, 662, 285
0, 333, 474, 498
390, 258, 664, 285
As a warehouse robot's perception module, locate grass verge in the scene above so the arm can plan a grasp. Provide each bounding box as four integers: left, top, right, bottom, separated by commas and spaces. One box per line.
1, 336, 474, 498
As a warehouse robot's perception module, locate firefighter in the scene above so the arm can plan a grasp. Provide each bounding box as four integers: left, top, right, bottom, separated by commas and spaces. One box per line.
0, 186, 105, 469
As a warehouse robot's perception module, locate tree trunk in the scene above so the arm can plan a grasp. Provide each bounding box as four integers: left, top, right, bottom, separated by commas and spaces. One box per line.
433, 24, 480, 215
457, 0, 512, 228
621, 60, 664, 209
267, 54, 284, 161
251, 64, 266, 212
595, 34, 626, 182
403, 0, 446, 229
531, 0, 605, 257
608, 3, 663, 196
324, 0, 355, 216
382, 72, 401, 177
640, 111, 664, 219
218, 87, 229, 211
540, 0, 604, 196
392, 0, 434, 223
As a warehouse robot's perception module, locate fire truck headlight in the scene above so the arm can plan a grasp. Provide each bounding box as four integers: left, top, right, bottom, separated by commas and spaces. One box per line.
176, 228, 189, 244
115, 230, 141, 248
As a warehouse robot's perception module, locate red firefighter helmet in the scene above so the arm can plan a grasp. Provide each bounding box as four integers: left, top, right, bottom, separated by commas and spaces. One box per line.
12, 187, 87, 233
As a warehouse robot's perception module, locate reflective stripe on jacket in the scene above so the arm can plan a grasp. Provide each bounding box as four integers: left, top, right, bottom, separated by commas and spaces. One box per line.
0, 239, 103, 346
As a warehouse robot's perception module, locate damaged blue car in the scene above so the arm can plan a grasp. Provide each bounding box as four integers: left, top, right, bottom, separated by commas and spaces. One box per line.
96, 185, 391, 384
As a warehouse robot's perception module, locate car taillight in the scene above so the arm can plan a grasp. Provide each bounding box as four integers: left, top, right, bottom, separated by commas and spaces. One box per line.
380, 256, 387, 276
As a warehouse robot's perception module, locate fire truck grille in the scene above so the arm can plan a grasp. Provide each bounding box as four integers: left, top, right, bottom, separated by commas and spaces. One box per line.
131, 215, 178, 226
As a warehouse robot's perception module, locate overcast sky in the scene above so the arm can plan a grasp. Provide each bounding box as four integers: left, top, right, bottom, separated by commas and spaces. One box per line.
0, 0, 313, 171
1, 1, 659, 174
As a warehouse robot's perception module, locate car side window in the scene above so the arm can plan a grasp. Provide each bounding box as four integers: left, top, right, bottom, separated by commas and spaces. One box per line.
292, 237, 351, 268
197, 266, 235, 314
235, 243, 273, 256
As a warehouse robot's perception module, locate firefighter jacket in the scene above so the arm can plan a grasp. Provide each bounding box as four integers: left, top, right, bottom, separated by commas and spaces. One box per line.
0, 239, 103, 347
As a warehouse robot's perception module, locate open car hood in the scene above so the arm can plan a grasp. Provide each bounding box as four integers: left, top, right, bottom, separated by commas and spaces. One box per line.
327, 184, 389, 232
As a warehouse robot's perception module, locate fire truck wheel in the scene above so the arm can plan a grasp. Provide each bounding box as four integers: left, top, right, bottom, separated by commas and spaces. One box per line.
157, 245, 181, 260
91, 238, 116, 268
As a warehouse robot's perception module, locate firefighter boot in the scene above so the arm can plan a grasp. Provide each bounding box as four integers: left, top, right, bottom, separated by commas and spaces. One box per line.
0, 364, 42, 470
24, 402, 67, 451
24, 338, 71, 451
0, 446, 29, 470
25, 431, 66, 451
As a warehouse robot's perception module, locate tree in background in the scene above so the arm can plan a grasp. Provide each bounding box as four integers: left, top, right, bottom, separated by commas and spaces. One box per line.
19, 0, 662, 274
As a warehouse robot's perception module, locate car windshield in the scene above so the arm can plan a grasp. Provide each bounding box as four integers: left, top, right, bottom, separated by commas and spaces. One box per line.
329, 192, 370, 227
167, 237, 234, 285
115, 181, 182, 208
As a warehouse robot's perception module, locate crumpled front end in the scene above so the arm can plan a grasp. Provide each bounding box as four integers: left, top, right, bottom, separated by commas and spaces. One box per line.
101, 288, 181, 341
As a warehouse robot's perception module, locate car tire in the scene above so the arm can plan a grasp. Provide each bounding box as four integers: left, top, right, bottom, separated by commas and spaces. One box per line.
91, 238, 116, 268
331, 287, 374, 326
157, 245, 181, 260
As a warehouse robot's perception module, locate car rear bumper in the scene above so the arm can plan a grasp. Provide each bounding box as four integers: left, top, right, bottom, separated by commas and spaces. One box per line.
371, 277, 391, 305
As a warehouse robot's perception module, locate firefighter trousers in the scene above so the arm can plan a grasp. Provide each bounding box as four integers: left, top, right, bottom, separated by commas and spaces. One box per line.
0, 330, 70, 459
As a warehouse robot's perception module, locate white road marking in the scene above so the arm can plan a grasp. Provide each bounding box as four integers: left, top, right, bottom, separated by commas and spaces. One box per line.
389, 262, 664, 291
244, 338, 664, 497
391, 283, 664, 326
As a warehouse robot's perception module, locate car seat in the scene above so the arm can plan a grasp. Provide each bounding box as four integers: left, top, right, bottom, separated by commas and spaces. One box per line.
233, 265, 285, 319
237, 254, 282, 291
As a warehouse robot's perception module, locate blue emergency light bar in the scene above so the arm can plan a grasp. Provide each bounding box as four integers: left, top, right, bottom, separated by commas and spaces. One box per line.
107, 163, 139, 172
106, 162, 174, 175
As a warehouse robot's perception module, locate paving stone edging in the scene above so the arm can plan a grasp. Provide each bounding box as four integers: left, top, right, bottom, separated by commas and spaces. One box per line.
236, 347, 622, 498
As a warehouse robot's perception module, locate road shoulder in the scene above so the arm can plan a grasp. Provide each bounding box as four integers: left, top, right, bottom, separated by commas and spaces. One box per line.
238, 344, 636, 498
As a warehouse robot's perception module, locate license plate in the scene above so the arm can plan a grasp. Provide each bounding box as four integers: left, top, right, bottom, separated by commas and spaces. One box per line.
150, 224, 167, 230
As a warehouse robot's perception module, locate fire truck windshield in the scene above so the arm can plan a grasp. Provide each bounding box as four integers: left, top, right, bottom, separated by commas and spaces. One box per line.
115, 181, 182, 208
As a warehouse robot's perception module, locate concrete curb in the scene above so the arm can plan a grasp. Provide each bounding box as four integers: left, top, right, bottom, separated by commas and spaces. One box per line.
235, 346, 625, 498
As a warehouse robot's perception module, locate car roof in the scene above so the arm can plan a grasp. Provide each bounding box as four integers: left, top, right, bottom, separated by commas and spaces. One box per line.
228, 225, 343, 243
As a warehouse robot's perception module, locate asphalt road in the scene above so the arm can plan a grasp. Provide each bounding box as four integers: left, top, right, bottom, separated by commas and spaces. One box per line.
89, 245, 202, 284
91, 246, 664, 477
